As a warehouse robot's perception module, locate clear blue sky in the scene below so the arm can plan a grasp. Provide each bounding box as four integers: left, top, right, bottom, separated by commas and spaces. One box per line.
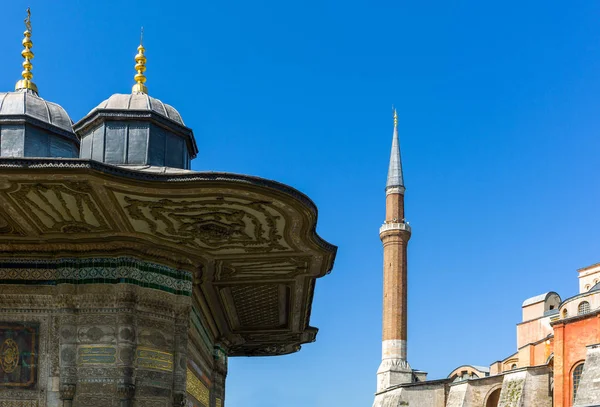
2, 1, 600, 406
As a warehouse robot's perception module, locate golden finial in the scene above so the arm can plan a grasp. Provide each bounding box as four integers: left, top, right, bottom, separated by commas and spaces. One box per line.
132, 27, 148, 94
393, 107, 398, 127
15, 8, 38, 94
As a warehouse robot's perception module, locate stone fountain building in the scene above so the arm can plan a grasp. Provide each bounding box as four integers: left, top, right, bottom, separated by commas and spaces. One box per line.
0, 10, 336, 407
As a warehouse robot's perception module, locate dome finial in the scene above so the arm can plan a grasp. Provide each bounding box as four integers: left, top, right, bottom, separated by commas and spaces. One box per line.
132, 27, 148, 94
15, 8, 38, 94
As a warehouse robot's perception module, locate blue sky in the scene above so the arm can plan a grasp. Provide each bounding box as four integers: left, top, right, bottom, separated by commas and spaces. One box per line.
2, 1, 600, 406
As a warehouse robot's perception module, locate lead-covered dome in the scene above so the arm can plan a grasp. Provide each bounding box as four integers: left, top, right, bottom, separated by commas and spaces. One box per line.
0, 9, 78, 159
93, 93, 185, 126
74, 92, 197, 170
74, 42, 197, 170
0, 91, 73, 131
0, 91, 78, 158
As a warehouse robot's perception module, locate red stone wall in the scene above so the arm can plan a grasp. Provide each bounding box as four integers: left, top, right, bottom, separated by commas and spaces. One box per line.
553, 313, 600, 407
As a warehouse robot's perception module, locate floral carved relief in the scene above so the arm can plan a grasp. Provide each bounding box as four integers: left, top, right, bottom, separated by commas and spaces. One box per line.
7, 182, 110, 234
119, 194, 290, 254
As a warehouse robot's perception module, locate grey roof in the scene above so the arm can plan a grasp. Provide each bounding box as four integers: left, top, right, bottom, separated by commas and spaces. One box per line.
91, 93, 184, 126
522, 292, 559, 307
0, 90, 74, 132
386, 122, 404, 189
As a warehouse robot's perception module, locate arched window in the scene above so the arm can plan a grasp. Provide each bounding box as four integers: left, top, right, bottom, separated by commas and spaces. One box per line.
585, 284, 591, 291
573, 363, 584, 402
562, 308, 568, 318
578, 301, 591, 315
511, 364, 517, 370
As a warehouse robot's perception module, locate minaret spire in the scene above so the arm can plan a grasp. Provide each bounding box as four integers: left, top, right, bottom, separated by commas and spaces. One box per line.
376, 108, 413, 393
15, 8, 38, 94
386, 108, 404, 193
132, 27, 148, 94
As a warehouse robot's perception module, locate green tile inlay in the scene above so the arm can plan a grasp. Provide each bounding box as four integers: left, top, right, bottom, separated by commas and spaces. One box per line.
0, 257, 192, 296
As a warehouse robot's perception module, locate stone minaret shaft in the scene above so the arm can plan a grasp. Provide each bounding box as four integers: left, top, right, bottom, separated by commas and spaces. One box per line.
377, 109, 412, 391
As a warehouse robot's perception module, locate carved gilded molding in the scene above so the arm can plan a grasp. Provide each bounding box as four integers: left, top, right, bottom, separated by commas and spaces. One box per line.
6, 182, 112, 234
0, 160, 337, 356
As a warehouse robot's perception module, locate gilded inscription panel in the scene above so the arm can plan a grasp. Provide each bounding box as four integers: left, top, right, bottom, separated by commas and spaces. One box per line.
136, 347, 173, 372
77, 346, 116, 364
0, 322, 39, 388
186, 367, 210, 407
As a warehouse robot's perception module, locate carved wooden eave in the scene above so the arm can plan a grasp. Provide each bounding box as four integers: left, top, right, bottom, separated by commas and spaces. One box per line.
0, 158, 337, 356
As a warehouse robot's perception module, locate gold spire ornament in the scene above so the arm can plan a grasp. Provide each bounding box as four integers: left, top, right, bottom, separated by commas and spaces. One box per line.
132, 27, 148, 94
15, 8, 38, 94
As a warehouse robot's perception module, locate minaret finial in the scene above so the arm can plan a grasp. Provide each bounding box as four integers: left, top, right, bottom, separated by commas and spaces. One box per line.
393, 107, 398, 127
15, 7, 38, 94
132, 27, 148, 94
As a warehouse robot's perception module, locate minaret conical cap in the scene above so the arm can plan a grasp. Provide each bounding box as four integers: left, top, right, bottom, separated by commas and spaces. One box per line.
386, 108, 405, 192
15, 8, 38, 94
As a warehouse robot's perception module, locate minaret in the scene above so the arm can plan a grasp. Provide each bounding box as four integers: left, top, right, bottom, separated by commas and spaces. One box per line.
377, 109, 413, 391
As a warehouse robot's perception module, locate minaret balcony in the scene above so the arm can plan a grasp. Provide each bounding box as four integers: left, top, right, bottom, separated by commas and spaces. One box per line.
379, 222, 411, 234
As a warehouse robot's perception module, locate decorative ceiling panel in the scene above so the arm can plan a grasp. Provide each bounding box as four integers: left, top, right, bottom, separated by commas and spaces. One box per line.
112, 192, 293, 255
6, 182, 111, 234
215, 257, 310, 281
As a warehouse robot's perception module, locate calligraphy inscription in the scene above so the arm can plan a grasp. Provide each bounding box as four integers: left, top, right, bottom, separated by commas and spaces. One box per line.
186, 367, 210, 406
78, 346, 116, 364
136, 347, 173, 372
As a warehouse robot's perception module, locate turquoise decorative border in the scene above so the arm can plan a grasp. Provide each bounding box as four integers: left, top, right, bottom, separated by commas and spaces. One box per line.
0, 257, 192, 296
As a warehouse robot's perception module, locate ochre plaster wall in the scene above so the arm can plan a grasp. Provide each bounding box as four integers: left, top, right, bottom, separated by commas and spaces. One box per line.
523, 302, 546, 323
517, 317, 552, 349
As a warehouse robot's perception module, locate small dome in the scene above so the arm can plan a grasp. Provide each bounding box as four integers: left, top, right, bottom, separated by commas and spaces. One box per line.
92, 93, 184, 126
75, 92, 196, 169
0, 91, 74, 132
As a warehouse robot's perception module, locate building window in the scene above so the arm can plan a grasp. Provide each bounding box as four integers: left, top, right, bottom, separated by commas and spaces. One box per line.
578, 301, 591, 315
585, 284, 591, 291
511, 364, 517, 370
573, 363, 584, 403
562, 309, 568, 318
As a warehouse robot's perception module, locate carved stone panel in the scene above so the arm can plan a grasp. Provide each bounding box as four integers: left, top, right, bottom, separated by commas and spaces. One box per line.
113, 192, 292, 254
6, 182, 111, 234
216, 257, 310, 281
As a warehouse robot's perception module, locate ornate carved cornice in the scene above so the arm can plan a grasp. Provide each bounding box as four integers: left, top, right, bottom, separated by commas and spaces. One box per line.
0, 158, 337, 355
